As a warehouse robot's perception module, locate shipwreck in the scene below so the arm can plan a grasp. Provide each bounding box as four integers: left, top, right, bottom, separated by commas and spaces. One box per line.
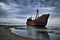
26, 8, 50, 27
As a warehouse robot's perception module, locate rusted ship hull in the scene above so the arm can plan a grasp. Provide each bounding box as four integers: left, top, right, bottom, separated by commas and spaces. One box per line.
26, 21, 47, 27
26, 14, 50, 27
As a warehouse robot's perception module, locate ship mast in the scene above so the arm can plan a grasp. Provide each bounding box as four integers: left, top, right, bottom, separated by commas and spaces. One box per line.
35, 8, 39, 19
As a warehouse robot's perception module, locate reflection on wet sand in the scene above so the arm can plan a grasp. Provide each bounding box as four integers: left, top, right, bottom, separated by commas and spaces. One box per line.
27, 27, 50, 40
10, 26, 50, 40
36, 31, 50, 40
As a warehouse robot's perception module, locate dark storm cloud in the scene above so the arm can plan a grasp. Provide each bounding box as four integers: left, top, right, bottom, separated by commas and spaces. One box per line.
0, 7, 7, 18
40, 0, 60, 7
0, 0, 60, 7
51, 7, 60, 18
16, 8, 34, 15
16, 16, 27, 19
39, 0, 60, 18
0, 0, 60, 18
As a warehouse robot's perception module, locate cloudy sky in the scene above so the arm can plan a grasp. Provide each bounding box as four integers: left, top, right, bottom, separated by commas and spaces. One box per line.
0, 0, 60, 26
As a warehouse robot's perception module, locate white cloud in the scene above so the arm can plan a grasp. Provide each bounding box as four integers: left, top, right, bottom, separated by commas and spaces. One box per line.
41, 7, 55, 10
0, 2, 21, 12
0, 18, 26, 24
0, 2, 11, 9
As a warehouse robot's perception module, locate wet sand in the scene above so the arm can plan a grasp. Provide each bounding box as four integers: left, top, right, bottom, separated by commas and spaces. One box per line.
0, 25, 34, 40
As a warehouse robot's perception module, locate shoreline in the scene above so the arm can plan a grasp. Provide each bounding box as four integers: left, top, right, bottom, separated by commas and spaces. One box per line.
0, 25, 34, 40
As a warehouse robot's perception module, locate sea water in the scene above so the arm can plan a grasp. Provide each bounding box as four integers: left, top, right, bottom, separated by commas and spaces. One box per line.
10, 25, 60, 40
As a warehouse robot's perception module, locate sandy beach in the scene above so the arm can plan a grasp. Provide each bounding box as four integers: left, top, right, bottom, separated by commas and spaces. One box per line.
0, 25, 34, 40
